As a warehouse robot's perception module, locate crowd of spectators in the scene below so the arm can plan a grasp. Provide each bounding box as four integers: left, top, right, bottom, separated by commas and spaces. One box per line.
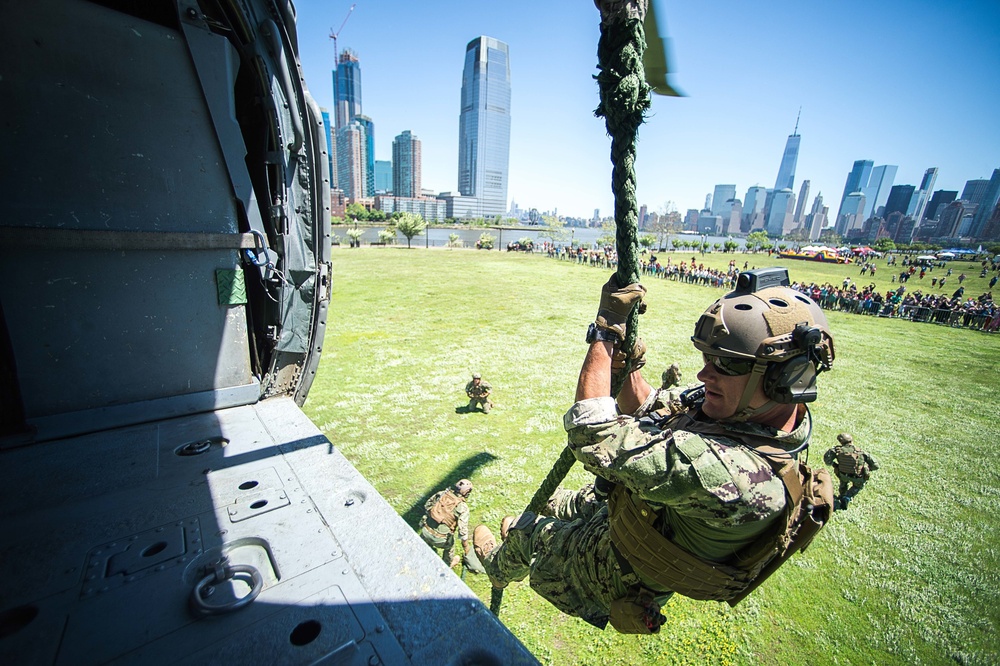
543, 243, 999, 332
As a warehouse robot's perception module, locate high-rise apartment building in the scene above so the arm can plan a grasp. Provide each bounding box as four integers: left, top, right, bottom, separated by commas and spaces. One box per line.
374, 160, 392, 194
457, 36, 511, 218
862, 165, 897, 219
354, 115, 375, 197
392, 131, 422, 198
320, 109, 336, 188
837, 160, 873, 220
336, 120, 367, 201
773, 114, 801, 192
969, 168, 1000, 239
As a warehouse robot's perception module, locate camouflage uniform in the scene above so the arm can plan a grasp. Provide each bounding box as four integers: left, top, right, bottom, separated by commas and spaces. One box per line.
419, 489, 470, 566
465, 377, 493, 413
823, 437, 879, 503
481, 388, 807, 629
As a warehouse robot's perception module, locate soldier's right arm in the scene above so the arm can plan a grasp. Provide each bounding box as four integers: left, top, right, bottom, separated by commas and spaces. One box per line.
823, 448, 836, 466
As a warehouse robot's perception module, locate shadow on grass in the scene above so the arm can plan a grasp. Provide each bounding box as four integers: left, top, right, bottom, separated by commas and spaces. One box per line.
455, 404, 491, 414
400, 451, 500, 528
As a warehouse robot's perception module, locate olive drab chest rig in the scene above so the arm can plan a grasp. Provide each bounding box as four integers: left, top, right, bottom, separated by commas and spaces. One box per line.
607, 408, 834, 609
428, 490, 464, 532
835, 444, 864, 476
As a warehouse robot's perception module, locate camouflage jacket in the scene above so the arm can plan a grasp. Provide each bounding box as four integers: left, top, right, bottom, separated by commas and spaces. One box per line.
423, 489, 470, 542
563, 388, 810, 563
465, 380, 492, 398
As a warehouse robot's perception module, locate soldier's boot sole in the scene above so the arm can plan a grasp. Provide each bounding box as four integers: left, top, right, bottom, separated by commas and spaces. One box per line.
473, 525, 506, 590
501, 516, 515, 541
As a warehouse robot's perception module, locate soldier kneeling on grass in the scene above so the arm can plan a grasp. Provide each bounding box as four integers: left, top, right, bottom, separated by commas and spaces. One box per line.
419, 479, 485, 573
824, 433, 879, 510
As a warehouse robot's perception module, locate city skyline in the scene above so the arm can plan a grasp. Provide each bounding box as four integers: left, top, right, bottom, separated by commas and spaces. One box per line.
292, 1, 1000, 220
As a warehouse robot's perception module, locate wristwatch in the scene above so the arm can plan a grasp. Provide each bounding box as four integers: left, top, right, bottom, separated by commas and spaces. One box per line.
586, 322, 620, 344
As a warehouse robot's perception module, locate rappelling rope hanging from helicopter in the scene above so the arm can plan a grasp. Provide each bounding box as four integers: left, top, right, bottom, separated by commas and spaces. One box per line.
490, 0, 651, 616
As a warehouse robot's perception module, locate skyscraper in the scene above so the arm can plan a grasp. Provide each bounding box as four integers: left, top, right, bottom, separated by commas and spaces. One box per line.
910, 167, 938, 222
457, 36, 511, 218
883, 184, 916, 221
924, 189, 957, 221
960, 178, 990, 206
766, 189, 795, 236
862, 165, 897, 219
969, 168, 1000, 239
334, 49, 362, 131
794, 180, 810, 226
773, 113, 801, 191
836, 191, 866, 236
742, 186, 767, 233
392, 130, 422, 198
711, 185, 736, 217
837, 160, 873, 220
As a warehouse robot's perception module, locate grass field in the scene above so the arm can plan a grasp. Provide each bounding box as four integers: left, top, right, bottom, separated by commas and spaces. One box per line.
304, 246, 1000, 666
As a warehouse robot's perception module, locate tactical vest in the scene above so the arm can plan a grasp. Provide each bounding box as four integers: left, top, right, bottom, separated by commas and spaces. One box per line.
607, 410, 834, 607
835, 445, 864, 476
428, 490, 463, 531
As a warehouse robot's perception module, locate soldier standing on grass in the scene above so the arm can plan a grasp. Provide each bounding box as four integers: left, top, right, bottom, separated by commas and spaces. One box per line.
466, 373, 493, 413
824, 433, 879, 510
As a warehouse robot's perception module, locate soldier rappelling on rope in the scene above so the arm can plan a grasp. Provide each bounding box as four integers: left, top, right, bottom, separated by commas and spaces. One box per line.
474, 268, 836, 633
476, 1, 835, 633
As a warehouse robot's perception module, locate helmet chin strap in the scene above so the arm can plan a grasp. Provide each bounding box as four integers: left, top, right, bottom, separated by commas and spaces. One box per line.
725, 361, 776, 422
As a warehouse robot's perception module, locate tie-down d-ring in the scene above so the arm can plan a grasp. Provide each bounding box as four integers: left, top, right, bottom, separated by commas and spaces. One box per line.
190, 560, 264, 615
244, 229, 270, 267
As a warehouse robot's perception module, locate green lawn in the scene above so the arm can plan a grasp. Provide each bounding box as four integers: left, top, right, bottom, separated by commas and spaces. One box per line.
304, 247, 1000, 666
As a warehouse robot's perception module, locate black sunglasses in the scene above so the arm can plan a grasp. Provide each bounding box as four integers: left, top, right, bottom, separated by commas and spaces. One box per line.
702, 353, 755, 376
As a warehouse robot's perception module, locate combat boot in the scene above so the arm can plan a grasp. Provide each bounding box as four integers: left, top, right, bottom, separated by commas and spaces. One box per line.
473, 525, 506, 590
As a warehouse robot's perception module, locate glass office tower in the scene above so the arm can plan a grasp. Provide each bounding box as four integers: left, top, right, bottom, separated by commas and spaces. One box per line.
457, 36, 511, 218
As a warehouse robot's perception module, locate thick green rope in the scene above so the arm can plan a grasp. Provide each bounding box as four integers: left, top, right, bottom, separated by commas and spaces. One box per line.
490, 3, 650, 617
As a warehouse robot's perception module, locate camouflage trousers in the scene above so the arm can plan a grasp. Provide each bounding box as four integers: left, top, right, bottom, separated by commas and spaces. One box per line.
468, 397, 491, 413
419, 522, 458, 564
481, 485, 630, 628
835, 473, 867, 499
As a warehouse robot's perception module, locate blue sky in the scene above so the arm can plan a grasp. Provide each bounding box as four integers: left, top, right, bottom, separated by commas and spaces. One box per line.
291, 0, 1000, 220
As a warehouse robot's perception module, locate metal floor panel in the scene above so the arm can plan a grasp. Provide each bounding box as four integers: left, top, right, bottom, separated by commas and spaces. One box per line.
0, 398, 536, 665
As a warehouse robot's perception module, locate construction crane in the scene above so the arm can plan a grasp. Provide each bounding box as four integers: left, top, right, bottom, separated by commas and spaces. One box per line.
328, 3, 356, 68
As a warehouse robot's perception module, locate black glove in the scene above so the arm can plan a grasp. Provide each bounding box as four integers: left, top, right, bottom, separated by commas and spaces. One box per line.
593, 475, 616, 501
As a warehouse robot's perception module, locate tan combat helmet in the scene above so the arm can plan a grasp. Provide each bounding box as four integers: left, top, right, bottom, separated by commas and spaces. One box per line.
837, 433, 853, 445
691, 280, 835, 421
454, 479, 473, 497
471, 373, 481, 380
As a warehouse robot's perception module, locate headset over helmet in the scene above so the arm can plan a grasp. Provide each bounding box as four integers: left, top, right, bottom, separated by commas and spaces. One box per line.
691, 268, 835, 421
